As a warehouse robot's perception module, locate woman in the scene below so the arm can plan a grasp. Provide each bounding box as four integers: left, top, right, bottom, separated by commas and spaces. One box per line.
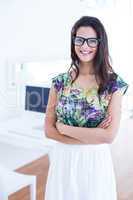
44, 16, 128, 200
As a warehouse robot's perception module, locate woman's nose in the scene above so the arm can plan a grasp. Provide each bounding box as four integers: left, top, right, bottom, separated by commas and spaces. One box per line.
81, 40, 90, 49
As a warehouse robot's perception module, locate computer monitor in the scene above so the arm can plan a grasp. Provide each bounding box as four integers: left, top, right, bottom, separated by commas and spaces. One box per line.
25, 86, 50, 113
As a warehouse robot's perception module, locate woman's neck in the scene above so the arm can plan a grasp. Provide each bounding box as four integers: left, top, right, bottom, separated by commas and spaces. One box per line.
79, 62, 94, 76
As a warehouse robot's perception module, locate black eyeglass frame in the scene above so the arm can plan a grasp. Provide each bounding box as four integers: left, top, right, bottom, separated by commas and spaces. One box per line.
72, 36, 102, 48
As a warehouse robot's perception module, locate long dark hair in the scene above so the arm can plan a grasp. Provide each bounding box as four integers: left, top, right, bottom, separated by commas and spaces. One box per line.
68, 16, 117, 96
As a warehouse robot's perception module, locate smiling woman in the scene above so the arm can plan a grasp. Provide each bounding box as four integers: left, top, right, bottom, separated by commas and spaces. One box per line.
44, 16, 128, 200
73, 26, 99, 65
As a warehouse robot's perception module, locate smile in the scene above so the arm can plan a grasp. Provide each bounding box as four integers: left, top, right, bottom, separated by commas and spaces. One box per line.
80, 50, 93, 55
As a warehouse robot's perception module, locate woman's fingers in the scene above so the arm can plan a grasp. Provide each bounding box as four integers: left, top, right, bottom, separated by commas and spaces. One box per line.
98, 114, 112, 128
101, 116, 111, 126
100, 119, 111, 128
102, 117, 112, 128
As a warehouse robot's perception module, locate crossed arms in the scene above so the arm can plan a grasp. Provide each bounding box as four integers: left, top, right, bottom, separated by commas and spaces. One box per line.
44, 86, 123, 144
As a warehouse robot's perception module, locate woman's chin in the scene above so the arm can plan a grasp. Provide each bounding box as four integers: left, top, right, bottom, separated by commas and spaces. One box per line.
79, 57, 94, 63
77, 53, 95, 62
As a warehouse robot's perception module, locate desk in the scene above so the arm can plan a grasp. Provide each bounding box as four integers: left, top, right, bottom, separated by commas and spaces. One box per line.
0, 111, 57, 199
0, 140, 50, 200
10, 155, 49, 200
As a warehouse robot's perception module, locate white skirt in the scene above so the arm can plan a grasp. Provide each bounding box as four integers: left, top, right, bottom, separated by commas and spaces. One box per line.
45, 142, 117, 200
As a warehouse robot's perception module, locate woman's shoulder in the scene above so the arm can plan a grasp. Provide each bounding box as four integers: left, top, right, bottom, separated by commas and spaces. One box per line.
107, 72, 129, 96
51, 72, 71, 92
52, 72, 70, 83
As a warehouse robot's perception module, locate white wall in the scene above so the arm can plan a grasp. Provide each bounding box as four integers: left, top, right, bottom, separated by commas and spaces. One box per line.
0, 0, 87, 118
0, 0, 132, 119
0, 0, 90, 58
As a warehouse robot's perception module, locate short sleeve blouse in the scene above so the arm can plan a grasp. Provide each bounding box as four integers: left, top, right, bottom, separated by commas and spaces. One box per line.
51, 72, 128, 128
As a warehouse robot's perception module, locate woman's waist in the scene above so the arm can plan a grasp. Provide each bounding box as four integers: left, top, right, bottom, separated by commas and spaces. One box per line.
54, 142, 110, 152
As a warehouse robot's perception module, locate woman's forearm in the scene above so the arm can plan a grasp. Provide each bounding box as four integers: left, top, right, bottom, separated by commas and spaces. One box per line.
57, 123, 111, 144
45, 125, 85, 145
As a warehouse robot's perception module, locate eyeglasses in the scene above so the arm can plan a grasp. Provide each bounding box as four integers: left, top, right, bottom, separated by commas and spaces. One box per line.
73, 36, 101, 48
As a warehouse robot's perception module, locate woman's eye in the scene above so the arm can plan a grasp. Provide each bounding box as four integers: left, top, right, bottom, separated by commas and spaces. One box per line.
89, 39, 97, 45
75, 38, 83, 44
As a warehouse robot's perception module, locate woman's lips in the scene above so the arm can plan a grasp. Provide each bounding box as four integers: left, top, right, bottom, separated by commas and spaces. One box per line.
80, 50, 93, 55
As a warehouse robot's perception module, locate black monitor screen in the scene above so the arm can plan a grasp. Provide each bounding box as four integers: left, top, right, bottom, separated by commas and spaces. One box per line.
25, 86, 50, 113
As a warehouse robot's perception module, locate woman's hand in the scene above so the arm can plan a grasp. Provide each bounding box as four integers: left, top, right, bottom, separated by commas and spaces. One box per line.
98, 113, 112, 129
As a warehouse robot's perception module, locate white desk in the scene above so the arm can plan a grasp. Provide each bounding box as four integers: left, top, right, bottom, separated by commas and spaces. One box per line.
0, 111, 56, 170
0, 141, 49, 170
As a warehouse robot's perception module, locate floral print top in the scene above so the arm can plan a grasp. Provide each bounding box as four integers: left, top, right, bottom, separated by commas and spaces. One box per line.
51, 72, 128, 128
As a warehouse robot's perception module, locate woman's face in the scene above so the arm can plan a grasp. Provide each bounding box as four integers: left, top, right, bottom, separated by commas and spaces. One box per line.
74, 26, 98, 63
